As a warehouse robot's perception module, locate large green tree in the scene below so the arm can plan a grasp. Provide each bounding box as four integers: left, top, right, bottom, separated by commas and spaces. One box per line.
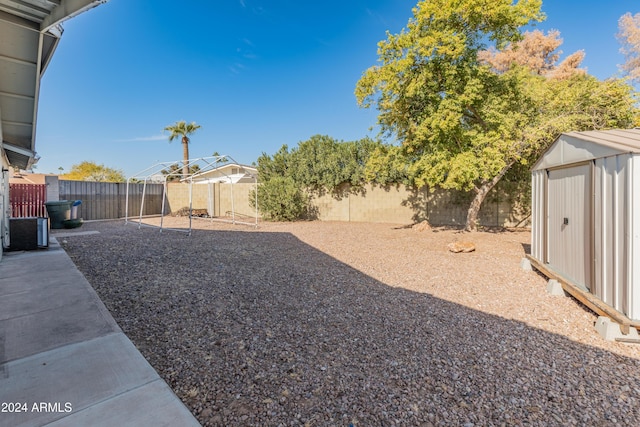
356, 0, 638, 231
61, 161, 125, 182
164, 120, 201, 178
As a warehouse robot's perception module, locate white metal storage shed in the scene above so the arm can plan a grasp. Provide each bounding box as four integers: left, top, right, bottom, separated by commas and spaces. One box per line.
530, 129, 640, 324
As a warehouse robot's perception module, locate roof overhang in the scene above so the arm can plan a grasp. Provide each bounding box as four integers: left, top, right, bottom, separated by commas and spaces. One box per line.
3, 141, 38, 169
0, 0, 106, 170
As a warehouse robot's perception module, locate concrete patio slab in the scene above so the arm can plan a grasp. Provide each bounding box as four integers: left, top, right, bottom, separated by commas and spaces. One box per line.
51, 230, 100, 239
0, 242, 120, 362
45, 380, 197, 427
0, 334, 159, 426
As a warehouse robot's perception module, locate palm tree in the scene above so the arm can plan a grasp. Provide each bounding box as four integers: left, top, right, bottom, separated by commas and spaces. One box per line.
164, 120, 201, 177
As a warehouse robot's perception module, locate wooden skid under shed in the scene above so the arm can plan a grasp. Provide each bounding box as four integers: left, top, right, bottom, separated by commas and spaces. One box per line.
526, 255, 640, 335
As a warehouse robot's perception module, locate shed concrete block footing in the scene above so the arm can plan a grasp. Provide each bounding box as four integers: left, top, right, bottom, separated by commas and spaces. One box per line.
595, 316, 640, 341
546, 279, 568, 296
520, 258, 532, 271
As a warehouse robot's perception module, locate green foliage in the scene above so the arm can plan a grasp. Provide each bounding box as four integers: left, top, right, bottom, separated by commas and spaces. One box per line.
254, 135, 383, 220
364, 144, 414, 185
61, 161, 126, 182
250, 176, 310, 221
164, 120, 202, 177
256, 145, 292, 182
356, 0, 639, 230
290, 135, 379, 191
164, 120, 201, 144
356, 0, 546, 190
161, 163, 201, 181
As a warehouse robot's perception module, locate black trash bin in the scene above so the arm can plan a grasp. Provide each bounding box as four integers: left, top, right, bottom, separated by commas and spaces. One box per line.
44, 200, 72, 229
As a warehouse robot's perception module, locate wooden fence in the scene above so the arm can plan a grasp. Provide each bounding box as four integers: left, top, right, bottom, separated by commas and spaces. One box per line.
59, 181, 164, 220
9, 184, 47, 217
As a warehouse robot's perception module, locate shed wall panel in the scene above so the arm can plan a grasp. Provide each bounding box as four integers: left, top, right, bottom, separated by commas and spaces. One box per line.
616, 156, 628, 315
594, 155, 631, 316
594, 161, 602, 298
547, 164, 592, 290
531, 170, 545, 261
600, 158, 614, 304
629, 156, 640, 320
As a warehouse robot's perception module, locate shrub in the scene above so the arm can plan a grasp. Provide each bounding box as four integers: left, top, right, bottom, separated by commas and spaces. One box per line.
251, 176, 310, 221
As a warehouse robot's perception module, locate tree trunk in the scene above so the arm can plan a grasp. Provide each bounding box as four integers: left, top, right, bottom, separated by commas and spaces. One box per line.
182, 137, 190, 177
464, 161, 515, 232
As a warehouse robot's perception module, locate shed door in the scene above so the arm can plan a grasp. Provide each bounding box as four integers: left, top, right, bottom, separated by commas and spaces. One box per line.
547, 164, 592, 290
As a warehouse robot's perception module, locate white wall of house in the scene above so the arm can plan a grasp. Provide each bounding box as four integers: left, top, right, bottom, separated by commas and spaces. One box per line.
195, 164, 258, 184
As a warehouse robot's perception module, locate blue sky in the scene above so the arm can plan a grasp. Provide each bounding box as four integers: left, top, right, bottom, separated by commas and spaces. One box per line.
34, 0, 638, 177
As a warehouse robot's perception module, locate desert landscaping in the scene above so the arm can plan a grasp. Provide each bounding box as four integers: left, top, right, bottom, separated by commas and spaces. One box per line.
58, 219, 640, 426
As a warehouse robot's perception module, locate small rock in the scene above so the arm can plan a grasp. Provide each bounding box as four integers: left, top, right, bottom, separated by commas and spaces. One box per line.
447, 241, 476, 253
413, 220, 432, 232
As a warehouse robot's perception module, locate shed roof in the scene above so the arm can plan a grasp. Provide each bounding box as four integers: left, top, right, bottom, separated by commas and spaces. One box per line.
532, 129, 640, 171
0, 0, 106, 169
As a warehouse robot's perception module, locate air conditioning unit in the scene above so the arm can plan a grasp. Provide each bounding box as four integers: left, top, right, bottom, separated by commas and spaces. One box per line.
9, 217, 49, 251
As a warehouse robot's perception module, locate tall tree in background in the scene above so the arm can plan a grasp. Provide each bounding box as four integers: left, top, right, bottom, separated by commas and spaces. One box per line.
164, 120, 201, 177
356, 0, 638, 231
478, 30, 586, 79
61, 161, 125, 182
618, 12, 640, 83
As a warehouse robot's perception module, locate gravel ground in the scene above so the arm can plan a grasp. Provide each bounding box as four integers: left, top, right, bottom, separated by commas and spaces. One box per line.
58, 218, 640, 426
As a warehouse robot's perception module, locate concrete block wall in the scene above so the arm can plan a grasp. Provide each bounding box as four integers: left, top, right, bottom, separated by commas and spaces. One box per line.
311, 191, 349, 221
425, 187, 469, 226
310, 183, 529, 227
44, 175, 59, 201
167, 182, 258, 218
348, 184, 416, 223
166, 183, 208, 213
166, 181, 530, 227
217, 183, 258, 218
478, 200, 528, 228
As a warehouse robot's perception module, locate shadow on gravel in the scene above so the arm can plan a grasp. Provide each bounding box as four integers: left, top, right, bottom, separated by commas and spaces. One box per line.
61, 223, 640, 427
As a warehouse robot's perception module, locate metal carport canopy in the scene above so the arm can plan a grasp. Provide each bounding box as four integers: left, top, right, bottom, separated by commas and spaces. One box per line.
0, 0, 106, 169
